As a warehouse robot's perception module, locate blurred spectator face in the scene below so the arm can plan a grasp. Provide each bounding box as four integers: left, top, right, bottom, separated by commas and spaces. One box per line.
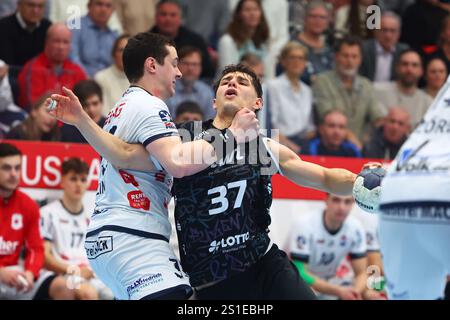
397, 52, 423, 88
179, 51, 202, 84
82, 94, 103, 123
45, 24, 72, 65
156, 2, 181, 37
440, 17, 450, 44
375, 15, 401, 52
281, 48, 307, 78
0, 154, 21, 194
31, 100, 57, 134
18, 0, 46, 25
114, 37, 129, 71
325, 194, 354, 224
383, 108, 410, 145
239, 0, 262, 29
88, 0, 114, 27
61, 170, 88, 202
335, 44, 362, 78
304, 6, 329, 36
319, 111, 348, 150
175, 111, 203, 123
425, 58, 448, 91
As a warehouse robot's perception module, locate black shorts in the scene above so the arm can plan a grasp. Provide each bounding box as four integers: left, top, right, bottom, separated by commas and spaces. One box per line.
194, 244, 317, 300
33, 274, 57, 300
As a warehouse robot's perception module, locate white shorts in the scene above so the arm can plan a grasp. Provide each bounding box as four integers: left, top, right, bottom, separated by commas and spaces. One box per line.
379, 207, 450, 300
84, 227, 192, 300
0, 266, 54, 300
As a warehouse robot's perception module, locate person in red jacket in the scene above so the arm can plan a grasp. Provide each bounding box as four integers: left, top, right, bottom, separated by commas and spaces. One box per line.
18, 22, 87, 110
0, 142, 74, 299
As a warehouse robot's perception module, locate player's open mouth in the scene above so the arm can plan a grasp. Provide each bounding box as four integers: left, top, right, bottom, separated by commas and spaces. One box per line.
225, 88, 237, 98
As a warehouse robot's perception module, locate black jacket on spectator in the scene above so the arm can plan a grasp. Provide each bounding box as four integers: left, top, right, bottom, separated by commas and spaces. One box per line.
61, 117, 106, 143
362, 126, 406, 160
0, 14, 51, 68
301, 137, 362, 158
359, 39, 409, 81
150, 25, 215, 80
400, 1, 448, 53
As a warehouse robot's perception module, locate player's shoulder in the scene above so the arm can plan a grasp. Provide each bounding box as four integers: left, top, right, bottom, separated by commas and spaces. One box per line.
40, 200, 63, 215
344, 215, 365, 234
122, 87, 169, 113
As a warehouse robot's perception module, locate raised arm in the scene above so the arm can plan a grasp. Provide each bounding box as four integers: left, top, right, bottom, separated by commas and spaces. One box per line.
268, 139, 356, 195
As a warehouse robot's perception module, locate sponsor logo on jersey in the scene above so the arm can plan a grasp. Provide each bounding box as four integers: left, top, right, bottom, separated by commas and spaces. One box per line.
127, 273, 164, 298
127, 190, 151, 211
159, 110, 176, 129
340, 235, 347, 247
85, 236, 113, 259
11, 213, 23, 230
208, 232, 250, 254
0, 236, 20, 255
296, 236, 306, 250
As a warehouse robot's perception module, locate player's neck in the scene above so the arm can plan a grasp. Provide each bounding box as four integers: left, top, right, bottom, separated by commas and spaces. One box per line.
323, 211, 342, 234
212, 116, 232, 130
133, 79, 168, 100
61, 195, 83, 215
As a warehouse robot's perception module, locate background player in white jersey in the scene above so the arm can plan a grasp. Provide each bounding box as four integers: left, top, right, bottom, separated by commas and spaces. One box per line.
40, 158, 112, 300
47, 32, 259, 300
289, 194, 370, 300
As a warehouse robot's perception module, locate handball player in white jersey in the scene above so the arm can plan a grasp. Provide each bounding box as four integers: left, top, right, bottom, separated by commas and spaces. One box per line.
47, 32, 259, 300
379, 77, 450, 300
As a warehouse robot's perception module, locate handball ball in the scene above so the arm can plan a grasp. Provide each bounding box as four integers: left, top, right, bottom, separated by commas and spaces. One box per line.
352, 167, 386, 214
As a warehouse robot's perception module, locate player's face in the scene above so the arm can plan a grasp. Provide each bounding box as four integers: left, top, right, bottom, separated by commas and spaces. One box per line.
213, 71, 262, 117
326, 195, 354, 223
61, 172, 88, 202
0, 155, 21, 194
82, 95, 103, 123
154, 45, 182, 100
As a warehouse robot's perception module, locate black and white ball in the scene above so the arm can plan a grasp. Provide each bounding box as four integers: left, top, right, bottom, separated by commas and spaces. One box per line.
352, 167, 386, 214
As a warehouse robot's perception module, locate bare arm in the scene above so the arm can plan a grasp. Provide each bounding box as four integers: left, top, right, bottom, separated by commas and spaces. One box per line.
351, 257, 369, 294
43, 241, 69, 275
268, 140, 356, 195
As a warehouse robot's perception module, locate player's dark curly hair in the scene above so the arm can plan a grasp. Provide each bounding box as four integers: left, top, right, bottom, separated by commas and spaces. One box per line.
213, 64, 263, 99
123, 32, 175, 83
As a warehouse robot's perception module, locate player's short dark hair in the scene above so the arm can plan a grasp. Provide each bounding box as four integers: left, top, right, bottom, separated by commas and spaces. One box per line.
214, 64, 263, 99
73, 80, 103, 105
175, 101, 204, 118
178, 46, 202, 61
62, 158, 89, 176
123, 32, 175, 83
334, 35, 362, 53
0, 143, 22, 158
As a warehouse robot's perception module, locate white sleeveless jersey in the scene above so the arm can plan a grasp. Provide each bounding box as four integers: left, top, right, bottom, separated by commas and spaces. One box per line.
91, 86, 179, 239
40, 200, 91, 266
289, 211, 367, 280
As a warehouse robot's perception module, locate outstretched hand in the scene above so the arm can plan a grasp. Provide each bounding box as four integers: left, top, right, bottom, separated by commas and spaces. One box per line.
46, 86, 86, 126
